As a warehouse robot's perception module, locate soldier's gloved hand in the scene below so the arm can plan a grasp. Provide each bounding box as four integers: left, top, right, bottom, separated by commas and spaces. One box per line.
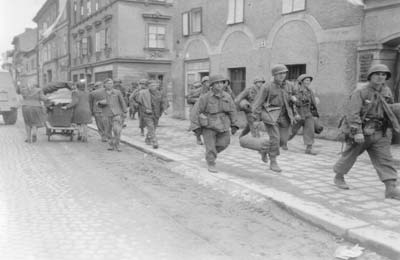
354, 133, 365, 144
193, 128, 202, 136
231, 126, 239, 135
294, 114, 301, 122
145, 109, 152, 114
290, 96, 298, 102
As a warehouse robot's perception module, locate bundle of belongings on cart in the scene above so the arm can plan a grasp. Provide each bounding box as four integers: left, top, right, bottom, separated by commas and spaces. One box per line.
43, 82, 74, 127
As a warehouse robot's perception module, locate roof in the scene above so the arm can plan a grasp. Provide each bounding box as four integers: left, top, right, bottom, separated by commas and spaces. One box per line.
33, 0, 56, 22
12, 28, 38, 52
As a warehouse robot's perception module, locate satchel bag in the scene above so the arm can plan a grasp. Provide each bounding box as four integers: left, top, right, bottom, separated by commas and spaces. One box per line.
261, 106, 281, 125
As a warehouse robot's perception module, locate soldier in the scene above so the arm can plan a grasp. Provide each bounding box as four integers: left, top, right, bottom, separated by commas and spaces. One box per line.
89, 81, 109, 142
201, 76, 210, 94
128, 82, 139, 119
289, 74, 319, 155
223, 76, 235, 99
235, 76, 266, 137
186, 81, 204, 145
333, 64, 400, 200
137, 80, 168, 149
190, 74, 239, 173
102, 78, 128, 151
129, 79, 148, 136
252, 64, 297, 172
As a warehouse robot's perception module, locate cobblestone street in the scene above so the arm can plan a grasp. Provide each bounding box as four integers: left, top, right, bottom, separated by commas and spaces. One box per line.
0, 118, 388, 260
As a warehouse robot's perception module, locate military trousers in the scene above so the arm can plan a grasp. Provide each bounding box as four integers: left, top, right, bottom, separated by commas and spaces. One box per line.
202, 128, 230, 165
138, 108, 145, 130
94, 113, 109, 141
106, 115, 123, 149
264, 115, 291, 157
240, 112, 256, 137
333, 130, 397, 182
143, 114, 157, 143
291, 116, 315, 145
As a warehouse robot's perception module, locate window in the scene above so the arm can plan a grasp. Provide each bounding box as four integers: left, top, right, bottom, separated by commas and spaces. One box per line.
147, 24, 166, 49
80, 0, 84, 16
285, 64, 306, 81
227, 0, 244, 24
282, 0, 305, 14
105, 27, 111, 49
182, 12, 189, 36
87, 0, 91, 15
191, 8, 202, 33
73, 0, 77, 23
82, 37, 88, 56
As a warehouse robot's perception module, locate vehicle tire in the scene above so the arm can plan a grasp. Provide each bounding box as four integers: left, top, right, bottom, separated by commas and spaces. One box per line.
3, 108, 18, 125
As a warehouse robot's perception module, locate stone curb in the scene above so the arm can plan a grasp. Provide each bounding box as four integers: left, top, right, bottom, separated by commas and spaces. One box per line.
89, 125, 400, 259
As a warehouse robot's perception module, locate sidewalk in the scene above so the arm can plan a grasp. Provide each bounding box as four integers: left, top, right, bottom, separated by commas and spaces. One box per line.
92, 114, 400, 259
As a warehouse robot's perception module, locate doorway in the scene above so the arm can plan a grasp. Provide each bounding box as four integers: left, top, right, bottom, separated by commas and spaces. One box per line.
229, 67, 246, 96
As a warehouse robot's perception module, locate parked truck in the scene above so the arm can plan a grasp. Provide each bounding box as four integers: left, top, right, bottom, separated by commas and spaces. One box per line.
0, 71, 18, 125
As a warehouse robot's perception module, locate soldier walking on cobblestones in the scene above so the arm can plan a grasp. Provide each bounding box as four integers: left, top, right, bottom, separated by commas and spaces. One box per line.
190, 74, 239, 173
102, 78, 128, 152
252, 64, 297, 172
235, 76, 265, 137
333, 64, 400, 200
130, 79, 149, 136
186, 81, 204, 145
137, 80, 168, 149
89, 81, 109, 142
289, 74, 320, 155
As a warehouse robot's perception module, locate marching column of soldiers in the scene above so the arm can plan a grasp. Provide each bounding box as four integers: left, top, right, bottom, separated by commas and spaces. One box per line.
21, 63, 400, 201
189, 63, 400, 201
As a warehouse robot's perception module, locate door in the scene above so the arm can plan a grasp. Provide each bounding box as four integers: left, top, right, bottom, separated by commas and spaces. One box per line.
229, 67, 246, 96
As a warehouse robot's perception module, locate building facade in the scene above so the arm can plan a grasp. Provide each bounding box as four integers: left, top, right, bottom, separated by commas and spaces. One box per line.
10, 28, 38, 87
33, 0, 70, 86
69, 0, 174, 91
171, 0, 365, 129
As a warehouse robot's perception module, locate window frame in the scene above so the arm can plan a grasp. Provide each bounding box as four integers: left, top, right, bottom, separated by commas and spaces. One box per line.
190, 7, 202, 34
282, 0, 306, 14
146, 23, 167, 49
227, 0, 244, 25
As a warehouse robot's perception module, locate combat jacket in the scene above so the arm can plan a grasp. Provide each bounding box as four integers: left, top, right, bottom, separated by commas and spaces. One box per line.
235, 84, 261, 106
190, 91, 239, 132
252, 80, 296, 122
293, 85, 318, 119
103, 89, 128, 117
137, 89, 168, 119
347, 83, 400, 134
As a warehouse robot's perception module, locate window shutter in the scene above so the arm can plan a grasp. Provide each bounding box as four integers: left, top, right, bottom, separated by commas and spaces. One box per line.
235, 0, 244, 23
282, 0, 292, 14
227, 0, 235, 24
182, 12, 189, 36
95, 32, 100, 52
293, 0, 305, 11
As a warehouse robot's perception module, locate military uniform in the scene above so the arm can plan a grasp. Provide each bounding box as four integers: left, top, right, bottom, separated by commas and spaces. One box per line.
290, 74, 319, 154
333, 64, 400, 200
89, 85, 109, 142
137, 81, 168, 149
235, 77, 265, 137
190, 75, 239, 172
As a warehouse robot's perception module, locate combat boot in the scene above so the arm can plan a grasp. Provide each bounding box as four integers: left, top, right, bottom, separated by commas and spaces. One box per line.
260, 151, 268, 163
207, 162, 218, 173
334, 172, 349, 190
384, 180, 400, 200
152, 139, 159, 149
305, 145, 317, 155
269, 157, 282, 172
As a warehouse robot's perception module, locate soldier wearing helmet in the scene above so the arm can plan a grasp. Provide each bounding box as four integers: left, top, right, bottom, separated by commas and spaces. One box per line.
235, 76, 266, 138
289, 74, 320, 155
252, 64, 298, 172
190, 74, 239, 173
129, 78, 149, 136
333, 64, 400, 200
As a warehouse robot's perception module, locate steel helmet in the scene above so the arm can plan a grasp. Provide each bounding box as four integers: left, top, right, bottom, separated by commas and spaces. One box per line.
297, 74, 313, 83
253, 77, 266, 84
367, 64, 391, 80
138, 78, 148, 85
209, 74, 226, 86
271, 64, 288, 75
